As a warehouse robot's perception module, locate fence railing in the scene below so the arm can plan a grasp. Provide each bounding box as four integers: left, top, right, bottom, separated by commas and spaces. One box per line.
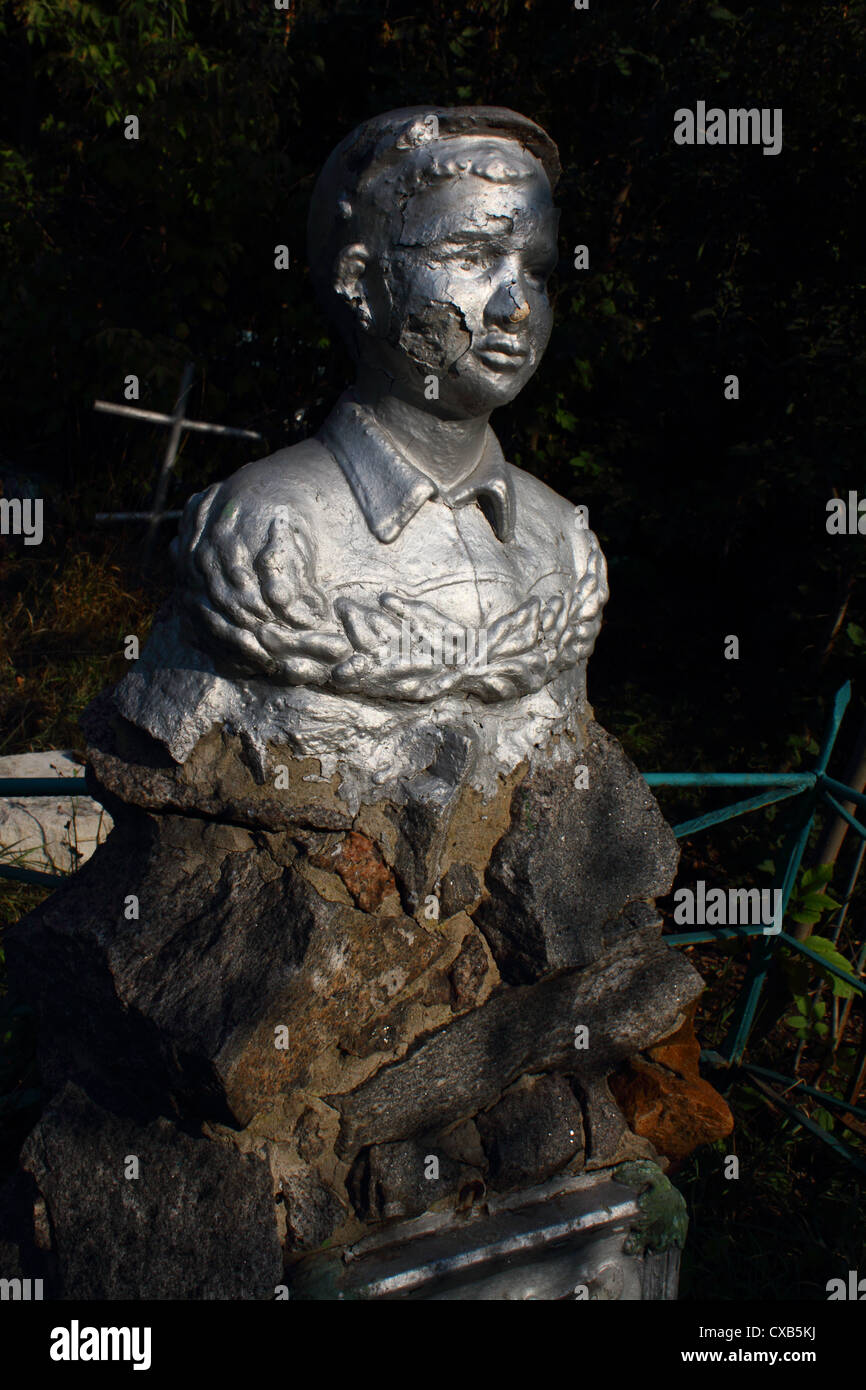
648, 681, 866, 1175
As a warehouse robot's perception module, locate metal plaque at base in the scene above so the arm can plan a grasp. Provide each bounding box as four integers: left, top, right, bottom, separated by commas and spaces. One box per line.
288, 1164, 684, 1301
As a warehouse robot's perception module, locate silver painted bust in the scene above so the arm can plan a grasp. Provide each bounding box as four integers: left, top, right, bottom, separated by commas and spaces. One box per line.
116, 107, 608, 809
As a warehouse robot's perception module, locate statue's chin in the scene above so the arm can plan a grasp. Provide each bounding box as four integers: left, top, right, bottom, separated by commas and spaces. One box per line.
399, 357, 536, 417
361, 339, 539, 416
436, 373, 532, 417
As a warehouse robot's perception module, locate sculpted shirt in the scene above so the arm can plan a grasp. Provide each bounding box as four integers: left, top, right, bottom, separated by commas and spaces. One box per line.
171, 391, 607, 701
115, 393, 608, 794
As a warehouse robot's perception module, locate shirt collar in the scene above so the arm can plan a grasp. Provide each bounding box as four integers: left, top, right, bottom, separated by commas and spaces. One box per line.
317, 393, 515, 544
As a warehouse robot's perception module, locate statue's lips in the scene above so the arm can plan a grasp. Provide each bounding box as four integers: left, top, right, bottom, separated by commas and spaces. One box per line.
474, 339, 530, 370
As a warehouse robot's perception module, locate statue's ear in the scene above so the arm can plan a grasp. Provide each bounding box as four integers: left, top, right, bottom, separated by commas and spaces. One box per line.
333, 242, 374, 331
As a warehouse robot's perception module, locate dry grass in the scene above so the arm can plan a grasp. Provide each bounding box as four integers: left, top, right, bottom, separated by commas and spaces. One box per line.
0, 539, 164, 754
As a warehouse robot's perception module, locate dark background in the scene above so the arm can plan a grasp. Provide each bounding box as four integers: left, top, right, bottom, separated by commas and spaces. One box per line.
1, 0, 865, 1299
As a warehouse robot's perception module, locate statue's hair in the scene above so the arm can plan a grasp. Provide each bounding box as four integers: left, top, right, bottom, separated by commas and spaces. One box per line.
307, 107, 560, 357
397, 145, 539, 190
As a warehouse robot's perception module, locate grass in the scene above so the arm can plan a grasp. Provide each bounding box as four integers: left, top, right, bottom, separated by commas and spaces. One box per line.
0, 538, 162, 754
678, 1094, 866, 1301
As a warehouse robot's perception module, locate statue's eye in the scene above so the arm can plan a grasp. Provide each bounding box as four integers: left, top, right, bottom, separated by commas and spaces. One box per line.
526, 261, 555, 286
441, 245, 488, 272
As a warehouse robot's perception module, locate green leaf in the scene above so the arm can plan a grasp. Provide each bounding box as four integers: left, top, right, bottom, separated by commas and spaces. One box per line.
784, 1015, 807, 1031
782, 955, 812, 996
800, 891, 842, 913
801, 864, 835, 888
804, 936, 859, 998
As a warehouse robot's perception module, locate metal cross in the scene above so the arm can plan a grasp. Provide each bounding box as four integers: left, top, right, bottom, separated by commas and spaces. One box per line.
93, 363, 264, 564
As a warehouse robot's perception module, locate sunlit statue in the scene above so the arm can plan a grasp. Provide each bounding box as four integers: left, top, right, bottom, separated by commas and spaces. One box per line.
117, 107, 607, 809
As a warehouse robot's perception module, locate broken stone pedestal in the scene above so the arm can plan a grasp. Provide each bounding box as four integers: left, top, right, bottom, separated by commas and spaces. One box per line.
0, 692, 730, 1300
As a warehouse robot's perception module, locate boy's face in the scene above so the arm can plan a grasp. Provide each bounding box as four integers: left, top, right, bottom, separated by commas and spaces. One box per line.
361, 139, 560, 419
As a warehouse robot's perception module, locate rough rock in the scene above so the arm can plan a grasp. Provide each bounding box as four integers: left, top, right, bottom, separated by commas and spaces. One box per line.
6, 807, 490, 1128
647, 1001, 705, 1076
448, 931, 494, 1010
577, 1076, 630, 1164
3, 701, 721, 1279
15, 1082, 282, 1299
278, 1170, 346, 1252
474, 721, 680, 983
0, 1171, 41, 1283
477, 1074, 584, 1190
346, 1138, 472, 1221
6, 810, 315, 1123
609, 1006, 734, 1160
293, 1106, 335, 1165
81, 690, 521, 918
220, 905, 474, 1126
439, 861, 483, 920
434, 1117, 487, 1169
379, 728, 475, 909
328, 934, 703, 1159
308, 830, 397, 912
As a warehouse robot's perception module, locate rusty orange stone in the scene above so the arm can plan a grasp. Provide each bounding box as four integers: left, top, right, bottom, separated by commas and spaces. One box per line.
609, 1005, 733, 1161
647, 1003, 704, 1080
311, 831, 397, 912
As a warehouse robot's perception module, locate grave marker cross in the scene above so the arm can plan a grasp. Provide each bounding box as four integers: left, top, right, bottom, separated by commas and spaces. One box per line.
93, 363, 264, 564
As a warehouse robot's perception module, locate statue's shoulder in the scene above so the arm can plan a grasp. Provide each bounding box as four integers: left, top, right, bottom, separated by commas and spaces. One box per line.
170, 433, 356, 582
219, 435, 349, 513
504, 460, 591, 536
174, 434, 357, 560
503, 460, 602, 580
504, 459, 580, 519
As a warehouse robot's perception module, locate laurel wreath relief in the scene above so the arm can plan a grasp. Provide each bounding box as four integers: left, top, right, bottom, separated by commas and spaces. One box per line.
173, 485, 608, 703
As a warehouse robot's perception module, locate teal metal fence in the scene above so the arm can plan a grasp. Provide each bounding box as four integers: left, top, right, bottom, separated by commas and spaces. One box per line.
647, 681, 866, 1175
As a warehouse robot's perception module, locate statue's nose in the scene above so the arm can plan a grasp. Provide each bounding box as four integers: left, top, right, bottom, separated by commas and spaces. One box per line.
487, 276, 531, 326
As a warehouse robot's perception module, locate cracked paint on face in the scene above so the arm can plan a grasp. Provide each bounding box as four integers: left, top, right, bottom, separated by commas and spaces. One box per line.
397, 298, 472, 375
367, 138, 559, 418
